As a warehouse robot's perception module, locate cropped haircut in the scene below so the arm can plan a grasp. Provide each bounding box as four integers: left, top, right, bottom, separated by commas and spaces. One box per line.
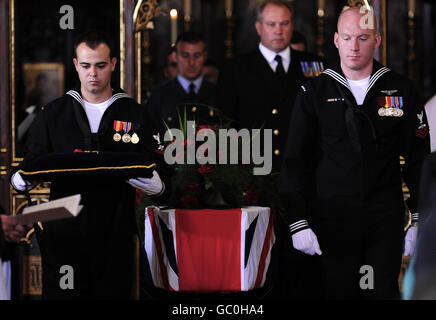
74, 30, 115, 58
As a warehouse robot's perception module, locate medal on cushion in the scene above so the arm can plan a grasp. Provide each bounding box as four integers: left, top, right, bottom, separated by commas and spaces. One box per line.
122, 121, 132, 143
113, 120, 122, 142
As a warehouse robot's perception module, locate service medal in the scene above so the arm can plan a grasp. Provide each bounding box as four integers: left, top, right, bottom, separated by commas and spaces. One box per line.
131, 133, 139, 144
378, 108, 386, 116
121, 121, 132, 143
113, 120, 123, 142
113, 133, 122, 142
122, 133, 131, 143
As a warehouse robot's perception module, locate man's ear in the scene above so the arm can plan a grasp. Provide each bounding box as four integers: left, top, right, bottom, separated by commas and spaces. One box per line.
111, 57, 117, 71
255, 20, 261, 37
334, 32, 339, 49
374, 33, 382, 49
73, 58, 79, 72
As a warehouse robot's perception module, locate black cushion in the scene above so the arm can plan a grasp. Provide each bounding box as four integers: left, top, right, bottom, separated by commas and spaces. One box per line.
18, 151, 156, 182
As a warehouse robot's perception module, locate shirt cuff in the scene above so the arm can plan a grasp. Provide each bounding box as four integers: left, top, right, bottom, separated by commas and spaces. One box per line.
289, 219, 310, 235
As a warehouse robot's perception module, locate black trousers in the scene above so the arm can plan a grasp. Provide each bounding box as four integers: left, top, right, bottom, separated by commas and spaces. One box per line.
35, 208, 136, 300
314, 196, 405, 300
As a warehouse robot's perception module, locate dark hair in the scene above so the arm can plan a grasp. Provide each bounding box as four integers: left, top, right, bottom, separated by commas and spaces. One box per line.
257, 0, 294, 22
73, 30, 115, 58
175, 31, 206, 52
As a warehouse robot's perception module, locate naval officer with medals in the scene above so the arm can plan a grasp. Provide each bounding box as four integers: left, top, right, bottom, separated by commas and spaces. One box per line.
217, 0, 327, 172
279, 4, 429, 299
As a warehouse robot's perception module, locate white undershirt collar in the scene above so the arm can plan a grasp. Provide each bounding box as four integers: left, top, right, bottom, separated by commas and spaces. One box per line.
259, 43, 291, 73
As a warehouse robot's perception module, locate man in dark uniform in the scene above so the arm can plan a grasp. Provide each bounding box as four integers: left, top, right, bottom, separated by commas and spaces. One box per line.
279, 5, 429, 299
217, 0, 325, 171
10, 31, 170, 299
145, 31, 217, 138
217, 0, 326, 299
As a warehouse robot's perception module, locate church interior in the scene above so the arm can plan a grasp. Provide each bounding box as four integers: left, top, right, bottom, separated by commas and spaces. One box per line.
1, 0, 436, 301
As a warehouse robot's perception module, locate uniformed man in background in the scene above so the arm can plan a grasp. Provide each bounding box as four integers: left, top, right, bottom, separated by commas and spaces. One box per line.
217, 0, 326, 299
146, 31, 217, 138
279, 4, 429, 299
217, 0, 325, 172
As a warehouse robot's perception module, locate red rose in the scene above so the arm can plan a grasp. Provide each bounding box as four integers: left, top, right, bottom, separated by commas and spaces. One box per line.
180, 194, 199, 208
244, 190, 258, 205
198, 164, 214, 175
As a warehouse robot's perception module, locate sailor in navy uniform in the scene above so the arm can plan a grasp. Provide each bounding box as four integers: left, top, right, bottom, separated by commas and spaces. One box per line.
279, 6, 429, 299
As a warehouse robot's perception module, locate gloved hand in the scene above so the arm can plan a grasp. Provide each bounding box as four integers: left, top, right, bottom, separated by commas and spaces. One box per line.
404, 225, 418, 256
11, 172, 35, 192
127, 170, 164, 196
291, 228, 322, 256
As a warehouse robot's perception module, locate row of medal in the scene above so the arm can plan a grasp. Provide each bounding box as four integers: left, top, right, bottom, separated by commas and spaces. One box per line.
300, 61, 325, 78
113, 120, 140, 144
378, 96, 404, 117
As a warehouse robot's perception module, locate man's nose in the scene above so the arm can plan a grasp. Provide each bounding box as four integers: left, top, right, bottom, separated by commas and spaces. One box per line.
351, 38, 359, 51
274, 24, 283, 34
89, 66, 97, 76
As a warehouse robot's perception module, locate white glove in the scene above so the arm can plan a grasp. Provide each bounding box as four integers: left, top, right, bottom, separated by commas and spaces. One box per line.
11, 172, 35, 192
127, 170, 164, 196
292, 228, 322, 256
404, 226, 418, 256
